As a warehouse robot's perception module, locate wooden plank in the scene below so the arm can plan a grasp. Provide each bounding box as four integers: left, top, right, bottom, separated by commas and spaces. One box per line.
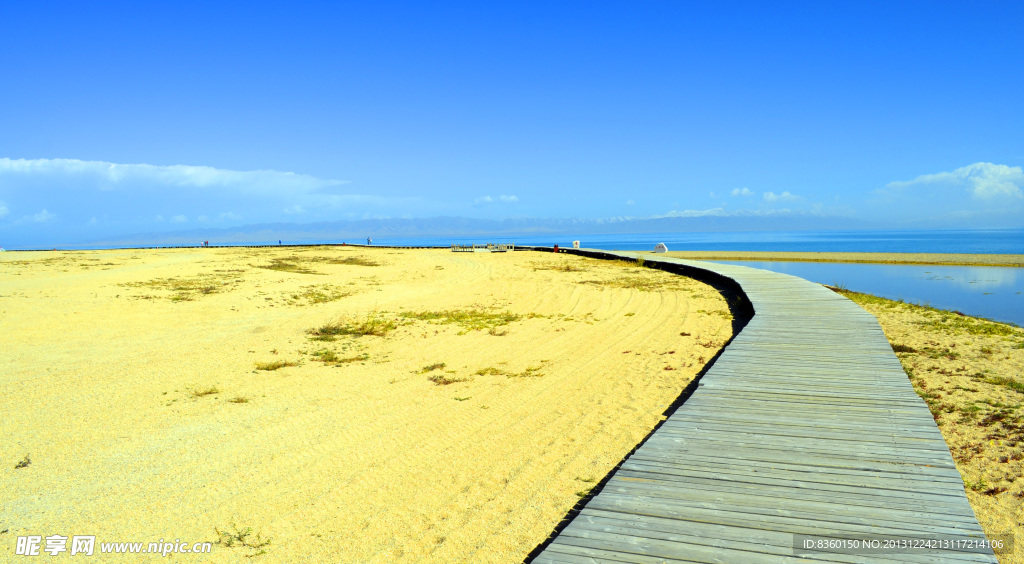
531, 253, 995, 563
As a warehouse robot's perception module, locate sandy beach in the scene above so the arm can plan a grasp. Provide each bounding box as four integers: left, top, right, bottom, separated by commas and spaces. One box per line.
1, 247, 734, 562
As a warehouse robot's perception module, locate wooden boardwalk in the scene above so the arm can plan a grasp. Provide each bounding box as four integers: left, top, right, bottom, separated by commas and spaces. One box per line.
532, 252, 997, 563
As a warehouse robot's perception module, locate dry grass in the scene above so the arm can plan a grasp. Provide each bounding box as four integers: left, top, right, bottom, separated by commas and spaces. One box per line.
428, 373, 469, 386
310, 349, 370, 365
474, 366, 544, 378
120, 273, 242, 301
254, 360, 299, 371
287, 284, 351, 305
188, 386, 220, 398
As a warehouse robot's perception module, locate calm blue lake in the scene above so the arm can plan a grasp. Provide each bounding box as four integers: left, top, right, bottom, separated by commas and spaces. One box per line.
295, 228, 1024, 255
708, 260, 1023, 327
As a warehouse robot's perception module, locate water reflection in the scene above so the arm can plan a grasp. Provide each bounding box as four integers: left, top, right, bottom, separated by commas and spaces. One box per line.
707, 261, 1024, 327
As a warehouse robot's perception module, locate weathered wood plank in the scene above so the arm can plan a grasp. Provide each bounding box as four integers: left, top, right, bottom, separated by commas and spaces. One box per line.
531, 252, 995, 563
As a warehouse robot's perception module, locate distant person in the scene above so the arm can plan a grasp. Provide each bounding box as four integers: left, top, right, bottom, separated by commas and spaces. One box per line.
367, 237, 372, 245
279, 240, 282, 245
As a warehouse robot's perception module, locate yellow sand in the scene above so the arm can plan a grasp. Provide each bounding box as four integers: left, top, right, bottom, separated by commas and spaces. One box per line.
658, 250, 1024, 267
0, 247, 732, 562
839, 289, 1024, 563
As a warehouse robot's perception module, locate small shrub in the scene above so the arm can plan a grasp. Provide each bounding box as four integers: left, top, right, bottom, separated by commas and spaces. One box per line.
421, 363, 446, 373
14, 454, 30, 469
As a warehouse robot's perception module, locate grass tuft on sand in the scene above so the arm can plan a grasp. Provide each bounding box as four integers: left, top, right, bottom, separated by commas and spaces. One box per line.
401, 308, 520, 333
254, 360, 299, 371
307, 314, 397, 340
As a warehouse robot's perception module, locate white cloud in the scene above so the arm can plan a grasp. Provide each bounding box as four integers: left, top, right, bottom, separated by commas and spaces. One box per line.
155, 215, 164, 222
0, 157, 349, 194
659, 208, 730, 218
626, 199, 635, 206
475, 195, 519, 205
887, 162, 1023, 199
652, 207, 826, 219
218, 212, 241, 221
731, 187, 754, 197
0, 201, 7, 217
763, 191, 800, 202
32, 209, 55, 222
283, 205, 304, 215
170, 215, 187, 223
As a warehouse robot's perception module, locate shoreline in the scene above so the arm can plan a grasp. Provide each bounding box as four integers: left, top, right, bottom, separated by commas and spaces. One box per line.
654, 250, 1024, 267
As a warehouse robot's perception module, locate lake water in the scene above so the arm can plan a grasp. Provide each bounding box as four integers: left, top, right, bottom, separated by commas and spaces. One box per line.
322, 228, 1024, 255
705, 261, 1023, 327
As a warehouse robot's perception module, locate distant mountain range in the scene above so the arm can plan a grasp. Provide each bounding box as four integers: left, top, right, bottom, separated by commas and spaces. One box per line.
86, 212, 872, 247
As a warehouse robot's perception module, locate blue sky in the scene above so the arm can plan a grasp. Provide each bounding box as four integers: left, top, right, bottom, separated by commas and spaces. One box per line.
1, 1, 1022, 246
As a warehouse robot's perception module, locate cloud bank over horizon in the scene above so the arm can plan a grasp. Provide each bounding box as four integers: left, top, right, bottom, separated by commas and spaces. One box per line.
871, 162, 1024, 225
0, 158, 423, 245
1, 157, 1022, 247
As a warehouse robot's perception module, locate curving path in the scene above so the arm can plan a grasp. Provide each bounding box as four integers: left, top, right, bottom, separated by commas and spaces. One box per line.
531, 251, 997, 563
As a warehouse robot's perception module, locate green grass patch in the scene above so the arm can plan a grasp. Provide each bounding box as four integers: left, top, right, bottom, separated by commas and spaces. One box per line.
252, 256, 321, 274
308, 314, 397, 340
326, 256, 379, 266
120, 273, 240, 301
401, 308, 520, 333
837, 287, 1021, 336
984, 376, 1024, 394
421, 362, 447, 373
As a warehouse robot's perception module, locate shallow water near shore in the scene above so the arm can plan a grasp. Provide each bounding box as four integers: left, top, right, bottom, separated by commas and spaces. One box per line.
708, 260, 1024, 326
